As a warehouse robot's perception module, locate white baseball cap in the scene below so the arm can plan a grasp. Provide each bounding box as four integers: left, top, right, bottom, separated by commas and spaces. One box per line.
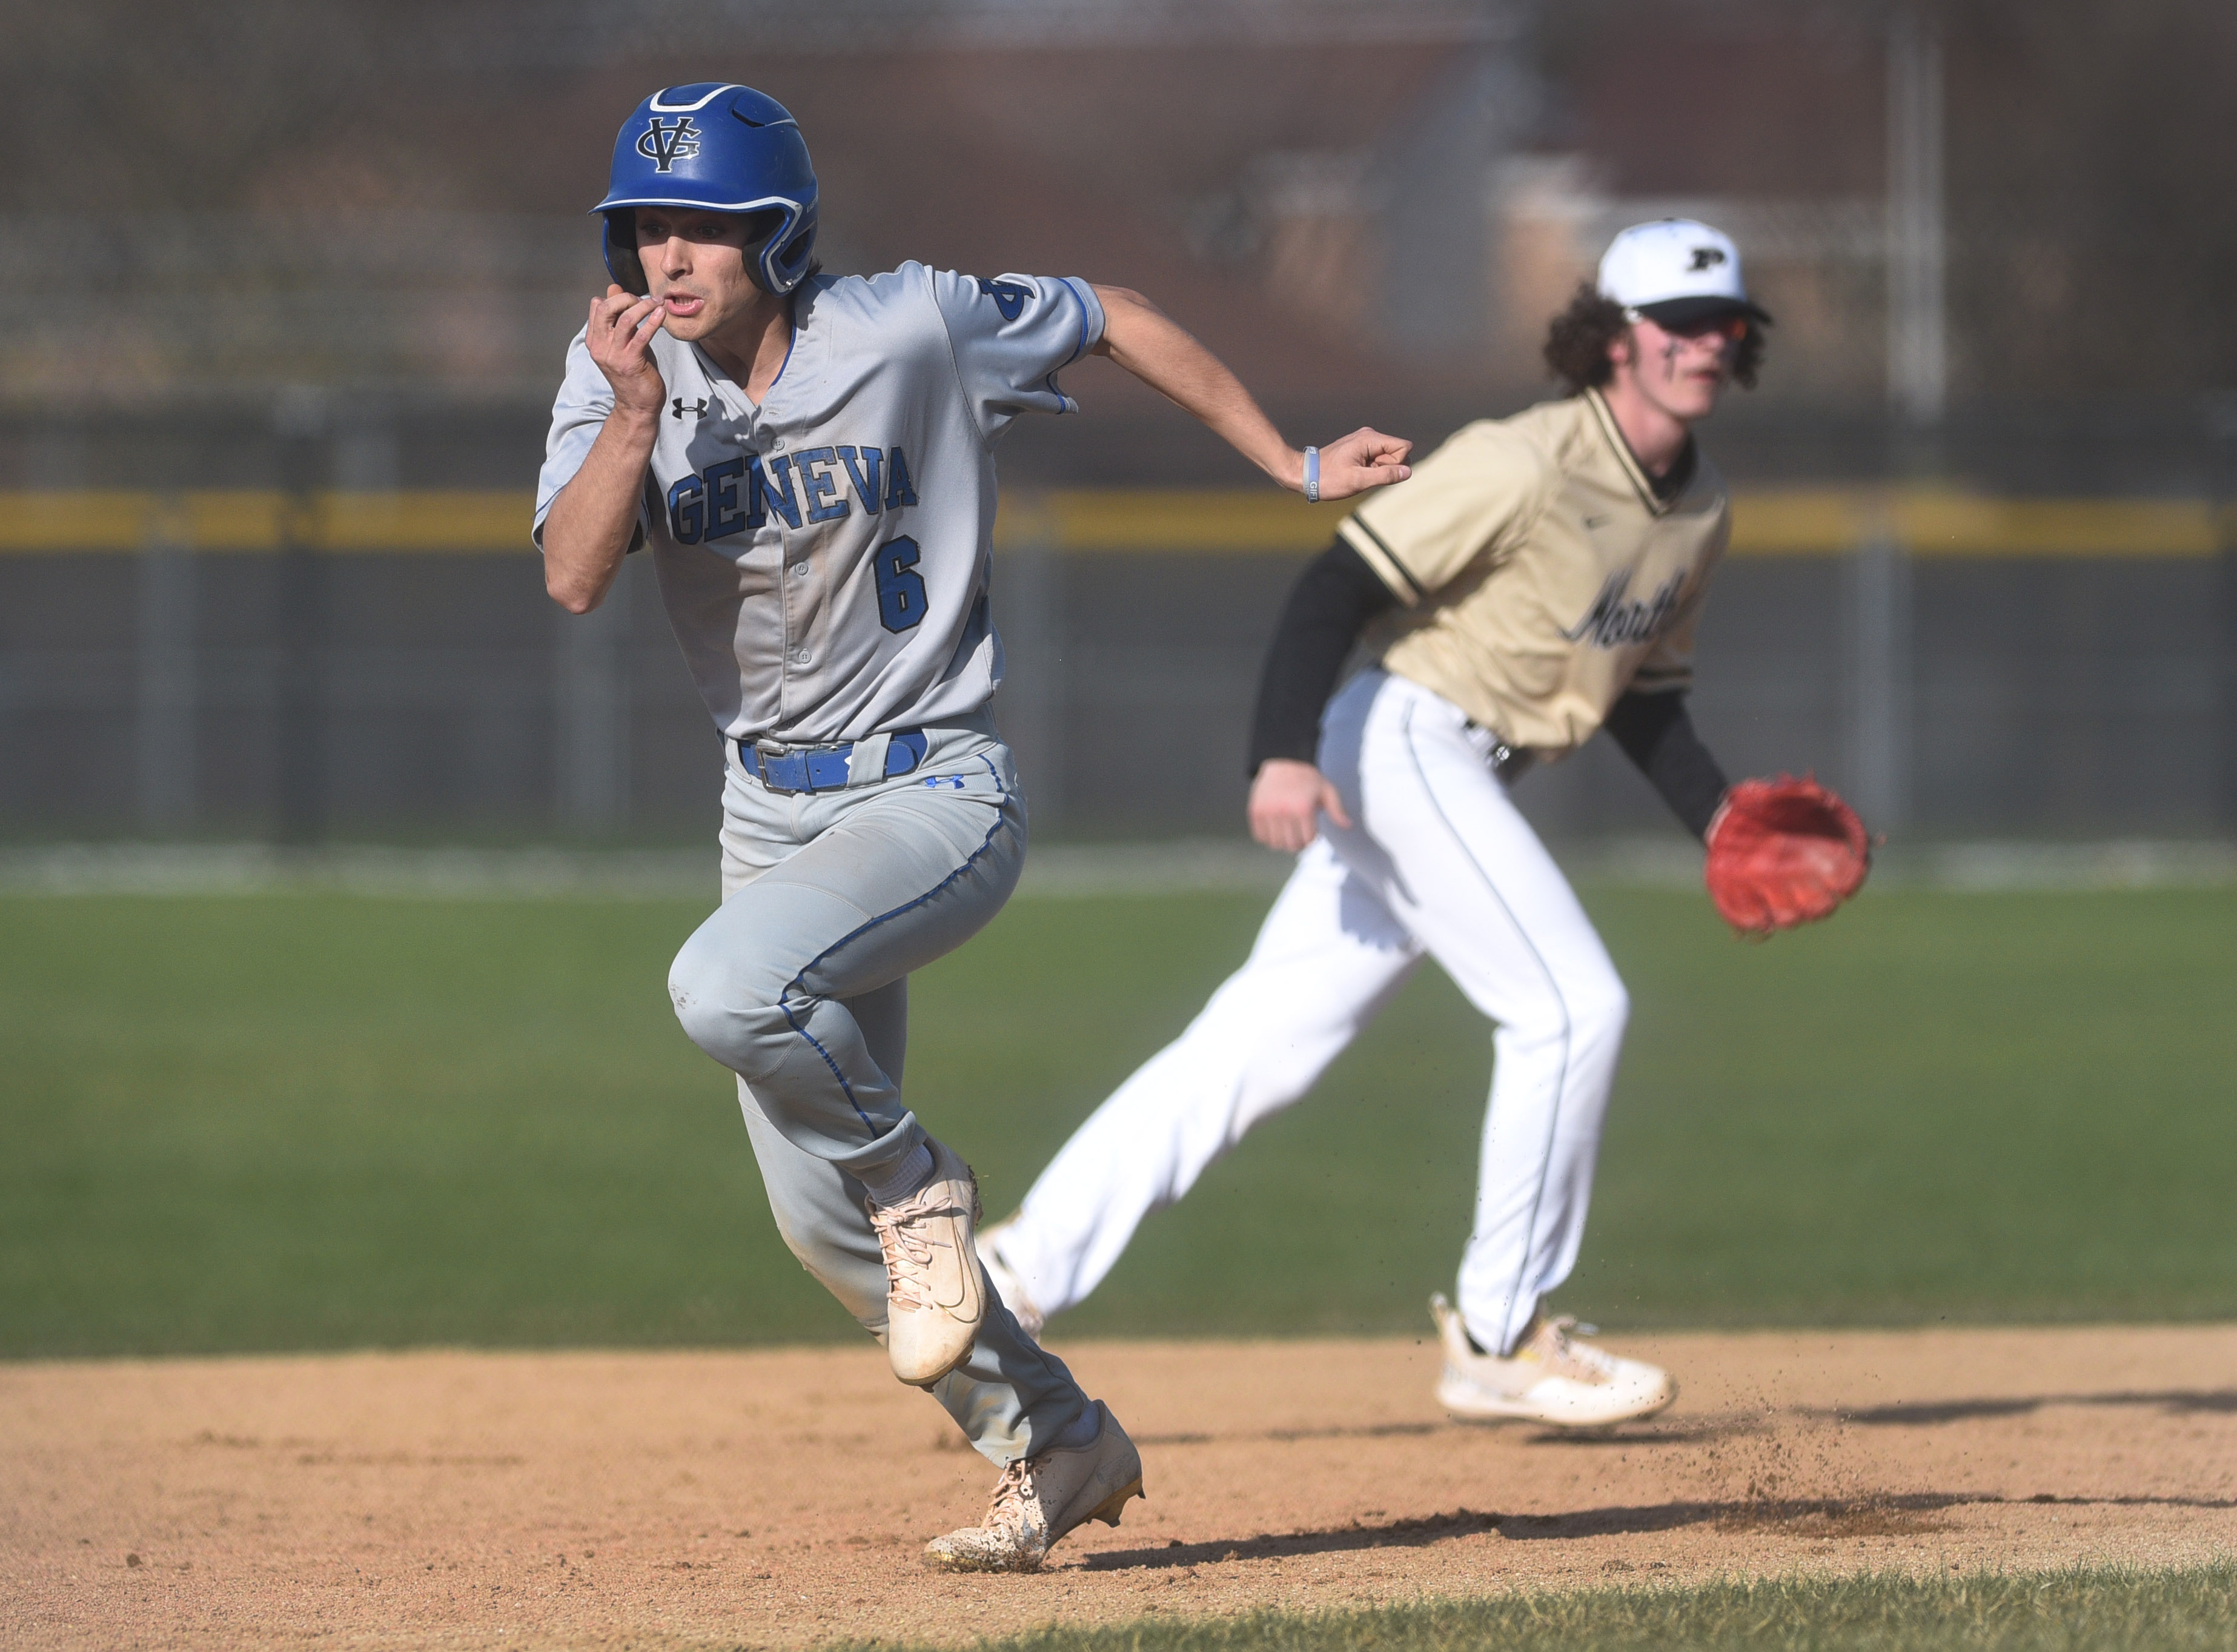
1597, 219, 1771, 328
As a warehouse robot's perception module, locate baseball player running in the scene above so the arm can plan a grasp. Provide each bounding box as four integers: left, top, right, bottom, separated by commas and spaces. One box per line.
981, 221, 1857, 1428
535, 84, 1408, 1570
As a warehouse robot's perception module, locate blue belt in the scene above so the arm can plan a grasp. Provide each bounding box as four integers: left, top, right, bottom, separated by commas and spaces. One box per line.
741, 729, 929, 794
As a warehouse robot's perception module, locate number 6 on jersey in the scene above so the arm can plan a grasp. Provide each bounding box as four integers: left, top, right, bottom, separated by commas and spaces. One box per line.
875, 536, 927, 632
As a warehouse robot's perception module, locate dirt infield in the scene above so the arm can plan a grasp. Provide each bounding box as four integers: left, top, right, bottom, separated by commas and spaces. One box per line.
5, 1326, 2235, 1649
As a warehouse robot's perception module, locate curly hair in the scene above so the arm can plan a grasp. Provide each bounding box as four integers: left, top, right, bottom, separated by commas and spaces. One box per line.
1540, 281, 1765, 393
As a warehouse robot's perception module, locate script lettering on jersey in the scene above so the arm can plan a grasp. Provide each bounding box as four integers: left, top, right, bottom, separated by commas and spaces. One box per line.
1560, 568, 1689, 649
666, 445, 919, 545
637, 117, 701, 173
976, 277, 1030, 322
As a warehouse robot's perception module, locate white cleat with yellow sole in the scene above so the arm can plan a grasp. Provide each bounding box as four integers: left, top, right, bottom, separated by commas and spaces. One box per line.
1431, 1293, 1675, 1428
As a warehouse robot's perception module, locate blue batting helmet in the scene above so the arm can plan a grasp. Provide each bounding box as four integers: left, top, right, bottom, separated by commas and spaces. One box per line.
594, 83, 819, 297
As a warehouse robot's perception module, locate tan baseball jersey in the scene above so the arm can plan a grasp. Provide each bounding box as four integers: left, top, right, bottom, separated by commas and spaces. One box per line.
1336, 388, 1729, 758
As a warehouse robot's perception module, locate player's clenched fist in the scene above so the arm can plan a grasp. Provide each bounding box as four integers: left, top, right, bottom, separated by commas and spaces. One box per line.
1301, 426, 1413, 502
585, 284, 668, 417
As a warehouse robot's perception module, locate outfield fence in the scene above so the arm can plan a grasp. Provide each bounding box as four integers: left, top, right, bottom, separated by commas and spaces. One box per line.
3, 481, 2234, 844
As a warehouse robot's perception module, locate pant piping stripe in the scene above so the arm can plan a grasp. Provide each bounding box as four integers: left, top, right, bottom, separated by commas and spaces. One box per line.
1397, 696, 1573, 1356
778, 754, 1015, 1141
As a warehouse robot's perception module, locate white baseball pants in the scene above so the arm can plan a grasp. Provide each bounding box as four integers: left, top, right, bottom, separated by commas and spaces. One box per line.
998, 669, 1630, 1356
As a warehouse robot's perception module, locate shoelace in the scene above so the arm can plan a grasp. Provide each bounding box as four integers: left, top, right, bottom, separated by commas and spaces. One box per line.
868, 1194, 952, 1313
983, 1458, 1035, 1531
1528, 1316, 1616, 1384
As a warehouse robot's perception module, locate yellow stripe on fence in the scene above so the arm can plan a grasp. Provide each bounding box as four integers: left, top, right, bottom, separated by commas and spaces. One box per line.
0, 491, 538, 554
1013, 489, 1356, 554
1891, 494, 2222, 557
1, 488, 2232, 558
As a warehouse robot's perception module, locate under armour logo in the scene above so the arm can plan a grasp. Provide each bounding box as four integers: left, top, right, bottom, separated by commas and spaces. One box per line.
637, 116, 701, 173
1688, 246, 1728, 271
672, 396, 708, 420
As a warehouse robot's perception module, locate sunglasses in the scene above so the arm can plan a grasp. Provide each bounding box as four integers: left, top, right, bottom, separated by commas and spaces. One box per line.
1664, 314, 1752, 343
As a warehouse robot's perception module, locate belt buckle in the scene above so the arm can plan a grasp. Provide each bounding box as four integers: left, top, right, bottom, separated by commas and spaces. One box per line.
755, 746, 810, 794
748, 742, 841, 794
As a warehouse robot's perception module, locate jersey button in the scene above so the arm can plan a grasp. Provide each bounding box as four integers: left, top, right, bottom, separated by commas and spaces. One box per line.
792, 562, 808, 577
772, 439, 786, 451
794, 648, 811, 665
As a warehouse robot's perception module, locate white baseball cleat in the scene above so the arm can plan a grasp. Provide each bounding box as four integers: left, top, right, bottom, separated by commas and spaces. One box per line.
867, 1138, 986, 1388
1430, 1293, 1675, 1428
975, 1218, 1048, 1341
922, 1401, 1145, 1572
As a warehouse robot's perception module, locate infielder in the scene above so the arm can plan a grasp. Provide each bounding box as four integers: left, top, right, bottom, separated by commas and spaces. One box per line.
983, 221, 1860, 1427
535, 84, 1408, 1570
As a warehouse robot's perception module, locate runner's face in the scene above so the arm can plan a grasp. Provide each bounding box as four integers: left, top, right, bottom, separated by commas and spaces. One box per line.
1614, 313, 1742, 422
633, 208, 767, 342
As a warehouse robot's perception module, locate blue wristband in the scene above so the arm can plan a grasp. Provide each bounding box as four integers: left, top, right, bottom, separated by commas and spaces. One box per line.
1304, 446, 1320, 504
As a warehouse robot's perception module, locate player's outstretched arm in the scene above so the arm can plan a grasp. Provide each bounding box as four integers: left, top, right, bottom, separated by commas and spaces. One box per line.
1090, 285, 1411, 500
543, 287, 669, 614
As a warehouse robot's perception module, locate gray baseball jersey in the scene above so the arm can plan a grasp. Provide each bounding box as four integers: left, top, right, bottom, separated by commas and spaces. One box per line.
535, 264, 1105, 744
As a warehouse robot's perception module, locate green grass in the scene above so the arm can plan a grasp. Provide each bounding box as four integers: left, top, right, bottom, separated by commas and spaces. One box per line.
828, 1566, 2237, 1652
2, 884, 2234, 1357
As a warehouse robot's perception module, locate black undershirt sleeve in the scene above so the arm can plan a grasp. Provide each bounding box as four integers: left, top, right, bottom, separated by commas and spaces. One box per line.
1602, 688, 1731, 841
1247, 539, 1400, 775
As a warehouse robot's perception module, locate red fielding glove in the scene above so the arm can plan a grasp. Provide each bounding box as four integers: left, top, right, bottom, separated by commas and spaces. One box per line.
1703, 775, 1871, 935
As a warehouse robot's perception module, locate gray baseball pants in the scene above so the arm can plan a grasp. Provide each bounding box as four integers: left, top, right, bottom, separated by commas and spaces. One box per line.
666, 713, 1091, 1465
